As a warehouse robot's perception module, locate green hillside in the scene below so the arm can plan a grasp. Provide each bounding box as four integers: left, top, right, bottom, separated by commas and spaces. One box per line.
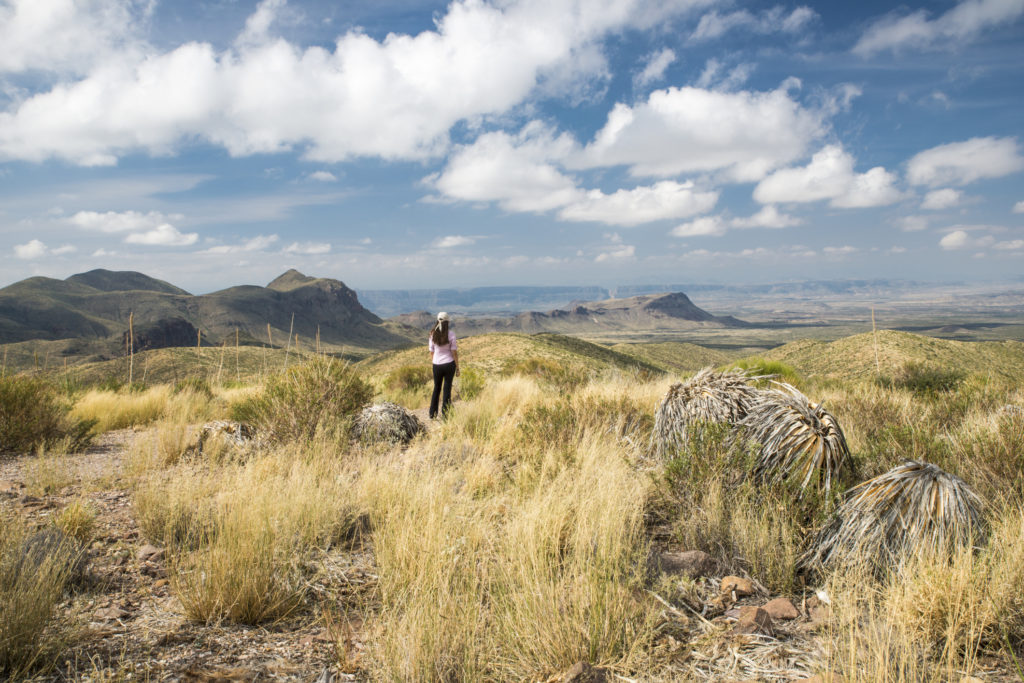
609, 341, 733, 375
357, 332, 661, 379
763, 329, 1024, 381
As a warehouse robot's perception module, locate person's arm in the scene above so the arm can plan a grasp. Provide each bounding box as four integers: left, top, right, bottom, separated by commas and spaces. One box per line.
453, 348, 460, 376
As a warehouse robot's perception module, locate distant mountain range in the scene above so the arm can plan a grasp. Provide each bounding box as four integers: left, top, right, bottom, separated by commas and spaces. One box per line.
0, 270, 749, 361
358, 279, 936, 317
392, 291, 746, 336
0, 268, 416, 353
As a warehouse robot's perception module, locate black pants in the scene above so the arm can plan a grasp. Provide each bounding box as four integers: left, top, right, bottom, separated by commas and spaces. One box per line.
430, 361, 456, 418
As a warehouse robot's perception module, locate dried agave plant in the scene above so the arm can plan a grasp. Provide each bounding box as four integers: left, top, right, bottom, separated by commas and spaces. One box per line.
740, 383, 850, 494
801, 460, 985, 571
352, 402, 424, 445
651, 367, 761, 459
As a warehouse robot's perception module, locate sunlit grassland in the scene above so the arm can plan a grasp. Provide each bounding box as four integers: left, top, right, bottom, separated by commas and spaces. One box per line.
3, 329, 1023, 680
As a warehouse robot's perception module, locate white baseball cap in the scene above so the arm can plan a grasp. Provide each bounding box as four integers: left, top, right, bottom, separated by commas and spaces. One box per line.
437, 311, 450, 322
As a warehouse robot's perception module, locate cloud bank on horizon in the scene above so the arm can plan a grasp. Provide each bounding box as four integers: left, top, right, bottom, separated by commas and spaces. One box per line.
0, 0, 1022, 291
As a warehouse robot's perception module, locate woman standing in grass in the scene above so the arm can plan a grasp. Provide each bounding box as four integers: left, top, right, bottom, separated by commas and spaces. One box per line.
428, 311, 460, 419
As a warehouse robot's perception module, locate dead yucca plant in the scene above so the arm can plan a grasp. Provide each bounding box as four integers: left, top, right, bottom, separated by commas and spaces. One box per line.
651, 367, 760, 459
801, 460, 985, 572
741, 382, 850, 494
352, 402, 424, 446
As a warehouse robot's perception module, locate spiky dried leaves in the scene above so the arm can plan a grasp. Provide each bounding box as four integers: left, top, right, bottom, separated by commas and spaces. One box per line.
353, 402, 424, 445
740, 383, 850, 494
801, 460, 985, 571
651, 367, 761, 459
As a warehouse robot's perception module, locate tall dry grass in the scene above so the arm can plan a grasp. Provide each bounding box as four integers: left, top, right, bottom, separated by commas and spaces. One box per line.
362, 433, 655, 680
71, 384, 220, 433
0, 515, 76, 677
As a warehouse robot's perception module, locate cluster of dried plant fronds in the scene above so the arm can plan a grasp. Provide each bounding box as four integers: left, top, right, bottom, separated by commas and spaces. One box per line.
802, 460, 985, 572
740, 382, 850, 494
651, 367, 762, 459
352, 401, 424, 445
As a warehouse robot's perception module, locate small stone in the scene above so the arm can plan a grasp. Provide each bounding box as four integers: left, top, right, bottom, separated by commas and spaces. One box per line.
806, 595, 831, 623
733, 606, 773, 636
762, 597, 799, 620
720, 575, 755, 599
562, 661, 607, 683
658, 550, 721, 578
136, 544, 164, 562
153, 579, 169, 589
95, 605, 128, 620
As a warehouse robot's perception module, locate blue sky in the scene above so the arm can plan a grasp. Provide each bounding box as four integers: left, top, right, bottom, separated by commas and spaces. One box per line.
1, 0, 1022, 293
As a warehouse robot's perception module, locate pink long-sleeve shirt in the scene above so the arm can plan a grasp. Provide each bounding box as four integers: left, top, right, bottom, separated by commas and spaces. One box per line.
428, 330, 458, 364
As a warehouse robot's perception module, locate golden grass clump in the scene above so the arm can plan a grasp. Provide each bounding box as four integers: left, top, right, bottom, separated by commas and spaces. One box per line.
136, 443, 365, 624
803, 460, 985, 572
0, 518, 78, 677
742, 382, 850, 494
651, 367, 760, 459
71, 384, 217, 433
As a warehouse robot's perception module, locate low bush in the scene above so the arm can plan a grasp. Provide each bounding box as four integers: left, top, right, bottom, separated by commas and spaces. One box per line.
502, 357, 588, 391
173, 377, 213, 399
726, 357, 802, 387
384, 364, 431, 393
882, 361, 964, 394
0, 376, 94, 454
231, 356, 372, 443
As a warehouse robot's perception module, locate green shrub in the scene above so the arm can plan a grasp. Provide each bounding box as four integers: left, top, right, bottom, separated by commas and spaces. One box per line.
726, 357, 802, 387
0, 376, 95, 454
882, 361, 964, 394
231, 356, 372, 443
385, 365, 431, 393
173, 377, 213, 399
456, 366, 485, 401
502, 357, 588, 390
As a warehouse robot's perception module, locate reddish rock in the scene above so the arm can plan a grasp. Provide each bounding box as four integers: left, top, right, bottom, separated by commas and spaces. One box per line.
807, 595, 831, 623
720, 575, 755, 600
762, 597, 799, 620
733, 606, 773, 636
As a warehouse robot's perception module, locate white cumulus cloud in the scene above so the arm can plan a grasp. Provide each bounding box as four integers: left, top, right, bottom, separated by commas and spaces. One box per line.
307, 171, 337, 182
13, 239, 48, 259
854, 0, 1024, 56
921, 188, 963, 210
124, 223, 198, 246
994, 239, 1024, 250
671, 216, 727, 237
731, 205, 802, 228
753, 145, 902, 208
558, 181, 719, 226
907, 136, 1024, 187
0, 0, 149, 75
574, 82, 826, 181
70, 210, 181, 233
1014, 201, 1024, 213
939, 228, 995, 250
0, 0, 711, 166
